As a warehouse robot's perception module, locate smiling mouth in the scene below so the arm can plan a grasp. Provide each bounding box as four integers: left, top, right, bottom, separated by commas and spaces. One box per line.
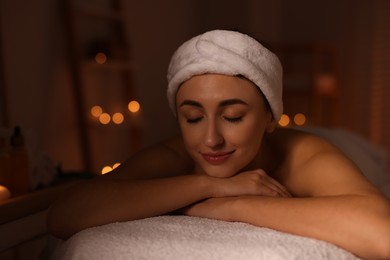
201, 151, 235, 165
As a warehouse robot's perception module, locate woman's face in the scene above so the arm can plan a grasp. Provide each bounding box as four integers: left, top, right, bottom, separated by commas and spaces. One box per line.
176, 74, 275, 178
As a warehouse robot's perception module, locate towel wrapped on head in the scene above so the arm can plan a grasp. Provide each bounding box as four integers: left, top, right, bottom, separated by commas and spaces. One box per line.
167, 29, 283, 120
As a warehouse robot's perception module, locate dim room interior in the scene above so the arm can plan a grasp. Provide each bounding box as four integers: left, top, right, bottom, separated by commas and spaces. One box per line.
0, 0, 389, 259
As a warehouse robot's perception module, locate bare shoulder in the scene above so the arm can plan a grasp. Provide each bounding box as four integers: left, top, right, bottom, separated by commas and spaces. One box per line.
101, 135, 194, 180
271, 128, 379, 197
271, 127, 335, 158
270, 127, 339, 169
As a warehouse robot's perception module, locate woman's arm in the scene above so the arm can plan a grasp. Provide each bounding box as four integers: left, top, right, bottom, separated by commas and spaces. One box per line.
47, 136, 289, 239
46, 137, 197, 239
184, 135, 390, 259
184, 192, 390, 259
48, 174, 214, 239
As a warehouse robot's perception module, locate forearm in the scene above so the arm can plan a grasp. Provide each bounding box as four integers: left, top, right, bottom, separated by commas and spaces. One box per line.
47, 174, 213, 239
231, 194, 390, 259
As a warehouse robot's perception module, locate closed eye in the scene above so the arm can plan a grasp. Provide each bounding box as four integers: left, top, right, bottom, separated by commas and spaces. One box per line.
224, 116, 243, 123
186, 117, 203, 124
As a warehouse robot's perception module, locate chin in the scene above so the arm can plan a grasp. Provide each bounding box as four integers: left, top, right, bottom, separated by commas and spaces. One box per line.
199, 165, 240, 178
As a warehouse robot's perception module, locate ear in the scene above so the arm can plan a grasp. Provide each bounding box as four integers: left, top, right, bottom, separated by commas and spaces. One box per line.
266, 117, 276, 133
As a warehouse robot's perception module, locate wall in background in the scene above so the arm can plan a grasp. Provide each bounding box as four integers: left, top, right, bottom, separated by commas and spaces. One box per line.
0, 0, 387, 172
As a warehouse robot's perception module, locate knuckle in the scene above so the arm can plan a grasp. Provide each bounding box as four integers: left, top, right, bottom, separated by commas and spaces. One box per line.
256, 169, 266, 176
251, 172, 262, 180
269, 190, 281, 197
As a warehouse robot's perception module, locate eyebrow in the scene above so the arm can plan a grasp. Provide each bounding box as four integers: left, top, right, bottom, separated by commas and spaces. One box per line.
179, 98, 248, 108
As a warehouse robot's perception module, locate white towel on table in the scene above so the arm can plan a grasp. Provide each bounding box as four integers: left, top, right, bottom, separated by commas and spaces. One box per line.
52, 216, 359, 260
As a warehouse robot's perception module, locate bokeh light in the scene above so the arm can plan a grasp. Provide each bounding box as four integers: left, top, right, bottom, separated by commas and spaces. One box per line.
112, 163, 121, 169
112, 112, 124, 124
91, 105, 103, 118
99, 113, 111, 124
101, 163, 121, 175
278, 114, 290, 127
128, 100, 140, 113
95, 52, 107, 64
294, 113, 307, 126
101, 166, 112, 175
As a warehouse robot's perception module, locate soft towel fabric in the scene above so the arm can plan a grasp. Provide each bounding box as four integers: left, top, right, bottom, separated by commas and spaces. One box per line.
52, 216, 359, 260
167, 30, 283, 120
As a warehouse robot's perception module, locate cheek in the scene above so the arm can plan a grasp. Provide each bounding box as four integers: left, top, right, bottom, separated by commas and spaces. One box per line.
178, 122, 202, 151
226, 120, 264, 148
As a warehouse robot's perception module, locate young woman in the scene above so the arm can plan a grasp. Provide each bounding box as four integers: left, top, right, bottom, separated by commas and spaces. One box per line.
47, 30, 390, 259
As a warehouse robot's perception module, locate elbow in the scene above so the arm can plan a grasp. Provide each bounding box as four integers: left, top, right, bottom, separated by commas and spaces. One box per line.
355, 194, 390, 259
374, 236, 390, 260
46, 205, 76, 240
353, 219, 390, 259
46, 210, 67, 240
376, 225, 390, 260
369, 198, 390, 259
361, 219, 390, 259
46, 182, 91, 239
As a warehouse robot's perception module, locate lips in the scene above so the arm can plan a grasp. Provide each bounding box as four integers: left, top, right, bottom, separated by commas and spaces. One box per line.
201, 151, 235, 165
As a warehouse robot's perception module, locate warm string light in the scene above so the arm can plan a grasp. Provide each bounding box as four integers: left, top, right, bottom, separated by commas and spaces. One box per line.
90, 100, 141, 172
278, 114, 290, 127
89, 100, 141, 125
128, 100, 140, 113
95, 52, 107, 64
91, 105, 103, 117
278, 113, 307, 127
294, 113, 306, 126
112, 113, 124, 124
99, 113, 111, 124
101, 163, 121, 175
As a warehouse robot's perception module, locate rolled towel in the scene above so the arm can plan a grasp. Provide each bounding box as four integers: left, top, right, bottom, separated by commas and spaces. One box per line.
167, 29, 283, 120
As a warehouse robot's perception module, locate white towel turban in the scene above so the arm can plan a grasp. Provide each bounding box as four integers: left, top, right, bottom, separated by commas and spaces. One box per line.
166, 30, 283, 120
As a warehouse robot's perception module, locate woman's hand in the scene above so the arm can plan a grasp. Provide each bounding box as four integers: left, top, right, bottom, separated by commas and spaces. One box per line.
213, 169, 291, 198
181, 169, 291, 221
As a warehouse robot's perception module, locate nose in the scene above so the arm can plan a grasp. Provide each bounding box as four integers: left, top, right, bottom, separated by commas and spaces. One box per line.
204, 121, 224, 148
